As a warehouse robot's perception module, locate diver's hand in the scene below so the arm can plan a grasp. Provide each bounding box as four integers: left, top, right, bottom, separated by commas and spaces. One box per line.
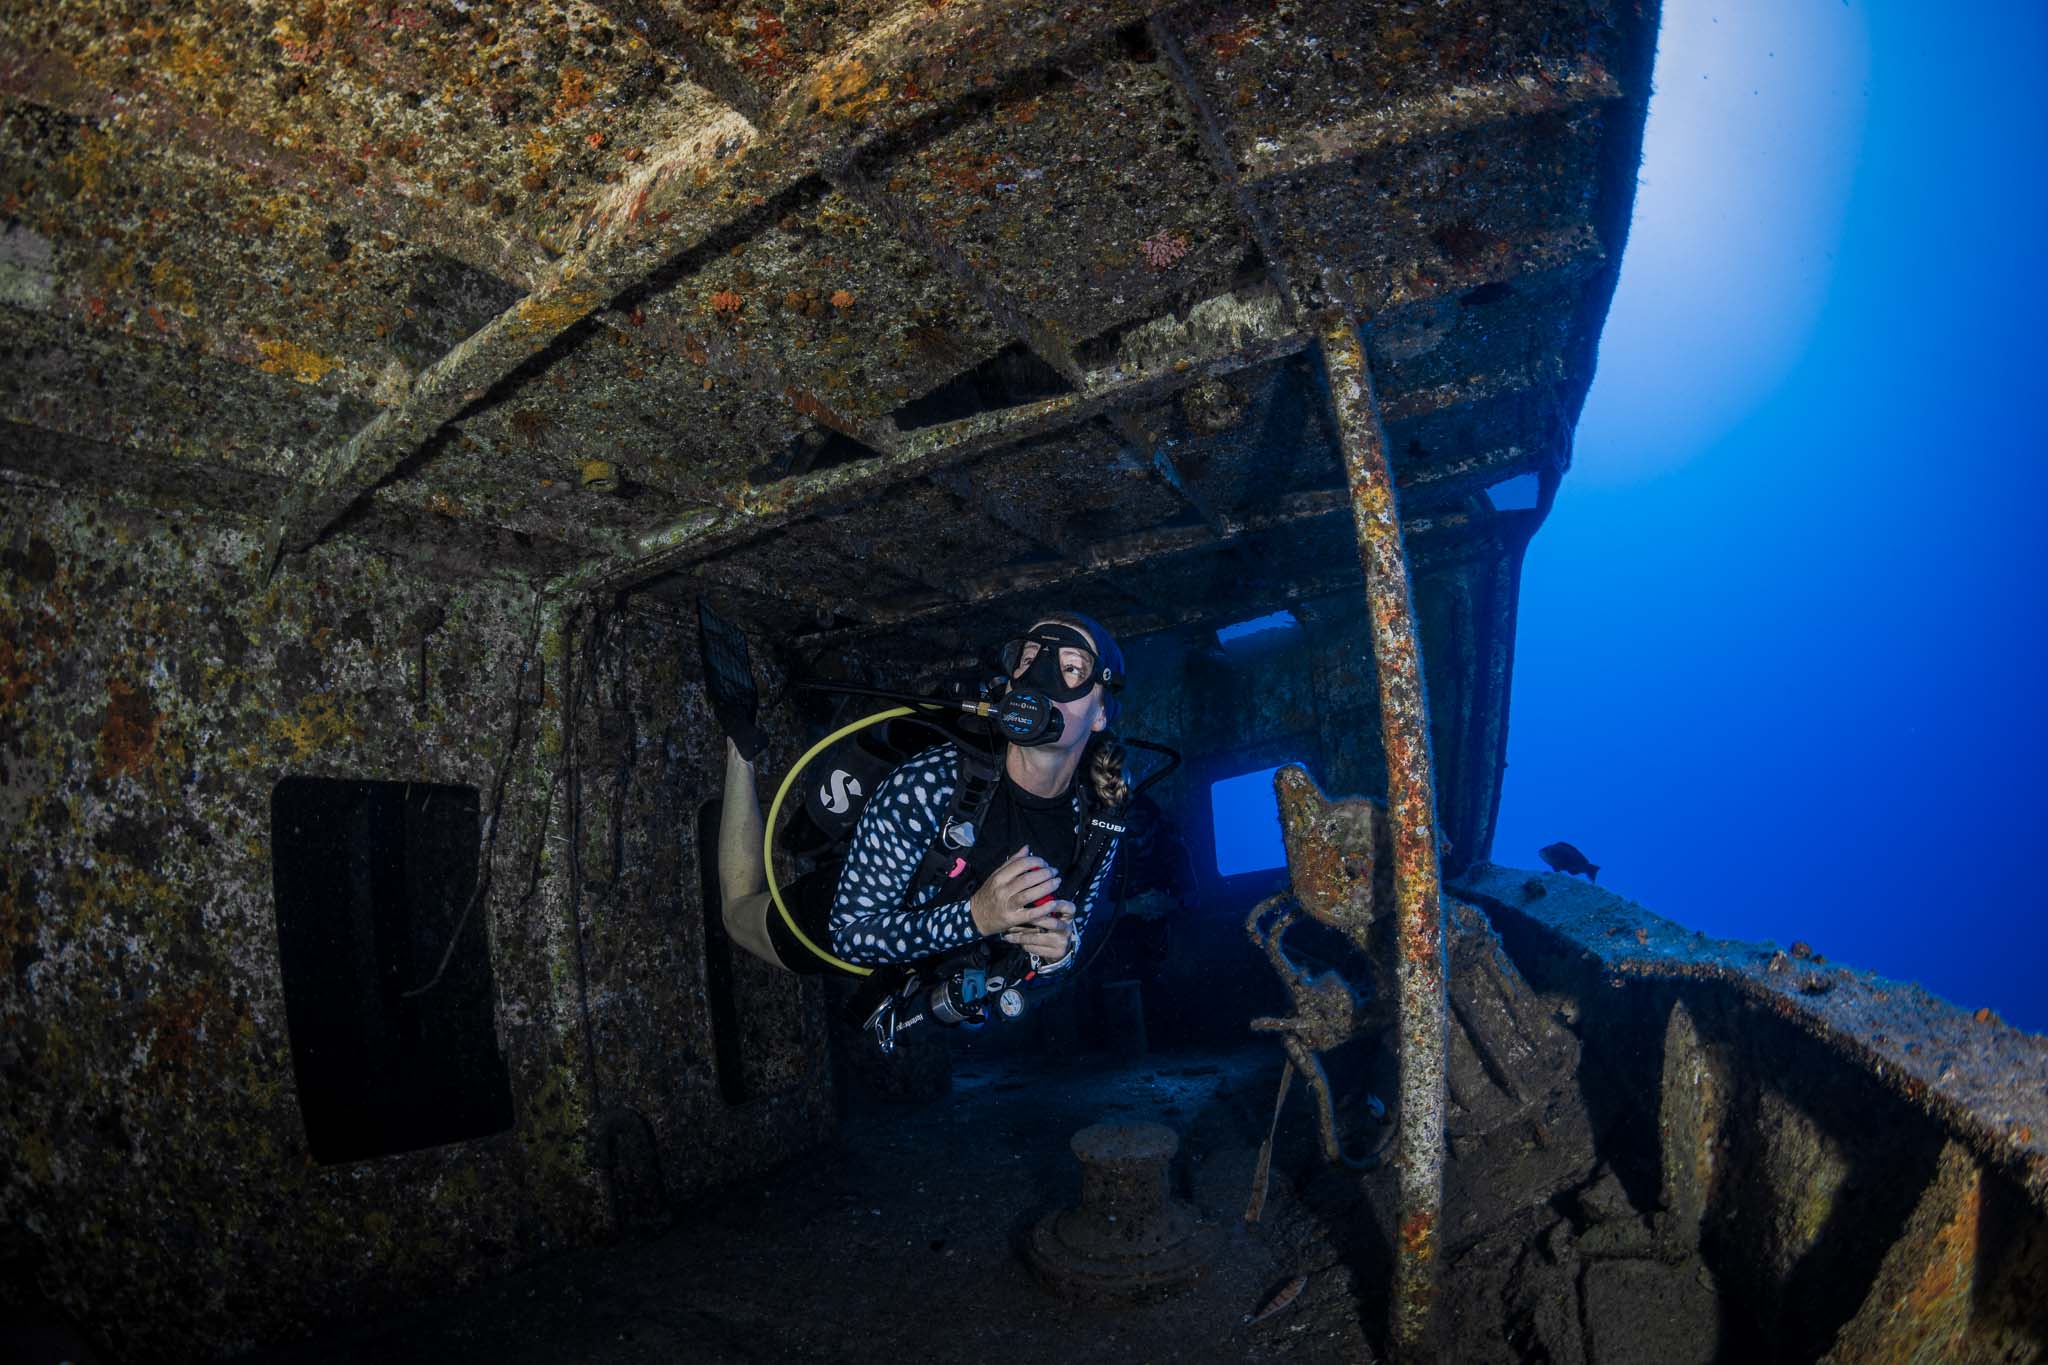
1002, 905, 1075, 965
969, 846, 1063, 936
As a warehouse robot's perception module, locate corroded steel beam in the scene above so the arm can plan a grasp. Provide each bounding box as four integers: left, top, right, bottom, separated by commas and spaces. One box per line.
1004, 485, 1344, 594
515, 595, 607, 1215
597, 0, 1116, 466
1091, 569, 1366, 642
691, 555, 877, 626
587, 0, 1201, 523
1467, 546, 1523, 871
903, 565, 1372, 675
261, 100, 764, 577
1240, 65, 1623, 186
1146, 443, 1231, 536
1398, 442, 1539, 503
1319, 314, 1450, 1360
929, 466, 1085, 562
1379, 355, 1576, 425
1097, 573, 1362, 643
805, 515, 966, 602
831, 158, 1091, 385
833, 159, 1232, 538
793, 486, 1351, 647
545, 295, 1310, 600
261, 0, 1176, 576
608, 311, 906, 456
1147, 16, 1301, 318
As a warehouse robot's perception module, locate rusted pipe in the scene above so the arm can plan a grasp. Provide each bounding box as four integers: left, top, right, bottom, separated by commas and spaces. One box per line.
1318, 315, 1451, 1360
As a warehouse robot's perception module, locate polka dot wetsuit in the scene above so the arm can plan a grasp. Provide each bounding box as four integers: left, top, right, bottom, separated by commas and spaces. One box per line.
828, 746, 1120, 972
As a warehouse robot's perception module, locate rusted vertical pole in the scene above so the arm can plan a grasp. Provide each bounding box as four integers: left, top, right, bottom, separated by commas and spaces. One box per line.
1318, 316, 1450, 1360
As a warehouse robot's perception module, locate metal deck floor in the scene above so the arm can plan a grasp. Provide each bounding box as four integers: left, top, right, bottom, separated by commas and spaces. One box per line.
235, 1041, 1377, 1365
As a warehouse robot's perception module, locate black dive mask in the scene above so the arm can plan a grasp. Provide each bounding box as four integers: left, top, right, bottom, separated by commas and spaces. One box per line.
999, 624, 1121, 704
992, 623, 1123, 746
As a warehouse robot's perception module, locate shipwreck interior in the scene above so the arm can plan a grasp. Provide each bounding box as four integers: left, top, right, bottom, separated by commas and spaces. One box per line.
3, 0, 2046, 1360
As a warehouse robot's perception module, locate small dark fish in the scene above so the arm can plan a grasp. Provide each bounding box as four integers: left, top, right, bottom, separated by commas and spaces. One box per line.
1538, 842, 1600, 882
1243, 1273, 1308, 1325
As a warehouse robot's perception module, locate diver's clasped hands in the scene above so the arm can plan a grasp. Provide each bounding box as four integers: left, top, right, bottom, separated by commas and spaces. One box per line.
969, 846, 1075, 965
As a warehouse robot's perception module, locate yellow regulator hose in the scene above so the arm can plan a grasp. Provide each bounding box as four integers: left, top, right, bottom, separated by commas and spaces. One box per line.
763, 706, 915, 976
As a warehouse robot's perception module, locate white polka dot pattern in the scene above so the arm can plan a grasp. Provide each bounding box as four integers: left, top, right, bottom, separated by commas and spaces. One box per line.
826, 746, 1120, 972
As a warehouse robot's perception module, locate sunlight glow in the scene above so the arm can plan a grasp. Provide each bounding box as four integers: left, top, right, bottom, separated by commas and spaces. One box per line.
1574, 0, 1870, 485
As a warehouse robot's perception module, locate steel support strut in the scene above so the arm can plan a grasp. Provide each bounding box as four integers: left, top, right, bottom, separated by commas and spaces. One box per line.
1318, 316, 1451, 1360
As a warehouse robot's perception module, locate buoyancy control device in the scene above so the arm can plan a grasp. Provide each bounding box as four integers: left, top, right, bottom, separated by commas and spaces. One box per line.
762, 670, 1175, 1053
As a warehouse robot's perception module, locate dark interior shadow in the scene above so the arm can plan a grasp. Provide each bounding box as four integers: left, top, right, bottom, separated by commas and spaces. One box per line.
1472, 894, 1668, 1212
1468, 894, 1965, 1364
1696, 996, 1946, 1363
1287, 1134, 1396, 1360
1972, 1163, 2048, 1349
695, 798, 751, 1105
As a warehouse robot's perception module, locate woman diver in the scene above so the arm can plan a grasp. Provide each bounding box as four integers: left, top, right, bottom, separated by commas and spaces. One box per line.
703, 610, 1130, 985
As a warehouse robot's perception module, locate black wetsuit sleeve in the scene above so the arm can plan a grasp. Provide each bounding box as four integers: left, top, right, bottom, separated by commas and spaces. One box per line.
1033, 832, 1119, 977
827, 747, 983, 965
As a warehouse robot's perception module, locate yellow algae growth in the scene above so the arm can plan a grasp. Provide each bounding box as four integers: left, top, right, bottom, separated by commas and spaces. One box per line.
257, 338, 339, 385
150, 258, 200, 318
524, 129, 561, 171
811, 58, 889, 121
267, 694, 357, 763
514, 288, 599, 336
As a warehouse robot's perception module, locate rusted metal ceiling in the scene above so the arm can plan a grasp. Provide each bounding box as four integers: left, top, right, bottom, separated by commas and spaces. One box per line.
0, 0, 1655, 650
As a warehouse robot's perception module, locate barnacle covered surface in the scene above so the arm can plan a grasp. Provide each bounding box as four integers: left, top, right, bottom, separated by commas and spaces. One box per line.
2, 0, 1654, 605
2, 0, 1667, 1356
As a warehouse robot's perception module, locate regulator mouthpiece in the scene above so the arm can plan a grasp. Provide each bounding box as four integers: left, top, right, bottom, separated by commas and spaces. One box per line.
995, 687, 1065, 746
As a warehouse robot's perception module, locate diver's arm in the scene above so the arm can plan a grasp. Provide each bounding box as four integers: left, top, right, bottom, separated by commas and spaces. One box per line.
827, 749, 982, 965
1030, 838, 1118, 976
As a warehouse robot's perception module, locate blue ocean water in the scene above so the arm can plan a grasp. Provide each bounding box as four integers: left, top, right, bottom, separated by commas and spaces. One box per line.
1494, 0, 2048, 1032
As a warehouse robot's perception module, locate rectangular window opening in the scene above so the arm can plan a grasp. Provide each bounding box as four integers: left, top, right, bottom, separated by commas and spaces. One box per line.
1483, 470, 1542, 511
1210, 763, 1293, 877
270, 777, 512, 1163
1215, 609, 1301, 655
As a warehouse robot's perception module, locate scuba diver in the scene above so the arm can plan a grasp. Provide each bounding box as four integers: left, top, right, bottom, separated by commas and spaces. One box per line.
700, 607, 1132, 1043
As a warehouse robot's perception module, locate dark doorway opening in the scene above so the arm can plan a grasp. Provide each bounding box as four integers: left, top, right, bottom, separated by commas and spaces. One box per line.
270, 777, 513, 1163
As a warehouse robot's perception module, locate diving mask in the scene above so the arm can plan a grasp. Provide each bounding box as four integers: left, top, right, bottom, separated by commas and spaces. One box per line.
998, 623, 1122, 705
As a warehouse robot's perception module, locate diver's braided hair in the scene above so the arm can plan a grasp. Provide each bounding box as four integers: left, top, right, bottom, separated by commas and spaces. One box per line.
1088, 733, 1131, 811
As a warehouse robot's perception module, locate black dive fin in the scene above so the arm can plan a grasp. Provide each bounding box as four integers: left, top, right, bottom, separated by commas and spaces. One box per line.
696, 599, 766, 761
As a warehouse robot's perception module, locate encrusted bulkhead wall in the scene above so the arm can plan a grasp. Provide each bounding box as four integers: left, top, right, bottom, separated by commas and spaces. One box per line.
0, 489, 830, 1361
560, 601, 831, 1210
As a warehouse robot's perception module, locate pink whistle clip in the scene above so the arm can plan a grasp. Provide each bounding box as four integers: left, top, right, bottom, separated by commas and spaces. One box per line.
947, 857, 968, 879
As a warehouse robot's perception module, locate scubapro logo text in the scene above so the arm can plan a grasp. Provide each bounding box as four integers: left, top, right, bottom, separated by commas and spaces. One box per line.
821, 769, 863, 815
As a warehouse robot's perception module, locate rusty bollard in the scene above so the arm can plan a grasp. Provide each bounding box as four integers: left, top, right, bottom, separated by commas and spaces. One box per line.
1026, 1122, 1218, 1303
